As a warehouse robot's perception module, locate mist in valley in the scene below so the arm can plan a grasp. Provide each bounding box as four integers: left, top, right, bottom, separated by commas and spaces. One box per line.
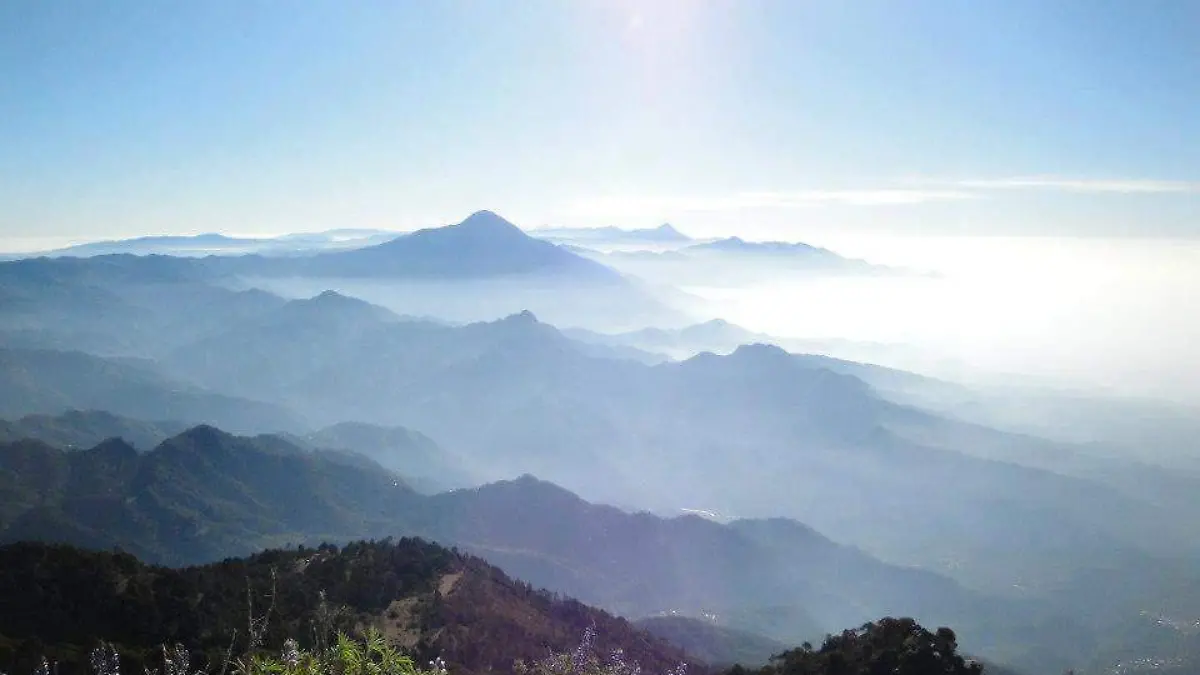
2, 3, 1198, 675
4, 211, 1200, 675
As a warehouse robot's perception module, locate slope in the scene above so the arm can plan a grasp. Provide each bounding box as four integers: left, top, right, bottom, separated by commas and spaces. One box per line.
162, 307, 1196, 602
295, 421, 479, 493
0, 409, 185, 451
0, 430, 1070, 671
292, 211, 625, 281
0, 539, 690, 675
0, 348, 300, 434
635, 617, 788, 668
0, 426, 421, 563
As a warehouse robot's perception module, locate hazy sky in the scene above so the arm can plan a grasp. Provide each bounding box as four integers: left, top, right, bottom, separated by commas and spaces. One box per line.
1, 0, 1197, 244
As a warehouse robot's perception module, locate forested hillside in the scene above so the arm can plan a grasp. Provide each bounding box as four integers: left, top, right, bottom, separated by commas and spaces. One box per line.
0, 539, 688, 675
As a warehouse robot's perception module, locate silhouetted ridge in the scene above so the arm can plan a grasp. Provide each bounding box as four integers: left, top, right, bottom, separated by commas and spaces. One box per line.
314, 289, 351, 301
168, 423, 231, 449
679, 342, 792, 369
464, 311, 568, 347
465, 473, 591, 510
689, 237, 831, 256
87, 437, 140, 461
286, 290, 370, 308
289, 209, 626, 282
281, 290, 395, 321
729, 342, 792, 360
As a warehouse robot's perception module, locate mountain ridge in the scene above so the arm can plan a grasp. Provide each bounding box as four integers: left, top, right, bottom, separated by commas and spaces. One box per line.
0, 538, 692, 675
284, 211, 628, 282
0, 424, 1145, 673
534, 222, 692, 244
0, 428, 1001, 644
0, 347, 300, 434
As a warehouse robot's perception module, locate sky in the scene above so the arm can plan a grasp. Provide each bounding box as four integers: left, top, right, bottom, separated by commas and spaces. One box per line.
1, 0, 1198, 245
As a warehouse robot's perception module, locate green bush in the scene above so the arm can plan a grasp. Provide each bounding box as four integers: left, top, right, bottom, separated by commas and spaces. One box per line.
233, 629, 444, 675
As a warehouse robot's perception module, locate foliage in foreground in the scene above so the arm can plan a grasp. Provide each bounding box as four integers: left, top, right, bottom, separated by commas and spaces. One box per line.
235, 630, 445, 675
20, 630, 448, 675
13, 625, 690, 675
3, 616, 990, 675
516, 625, 687, 675
0, 539, 688, 675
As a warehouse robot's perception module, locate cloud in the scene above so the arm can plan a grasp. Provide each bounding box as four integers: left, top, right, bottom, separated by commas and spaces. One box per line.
566, 189, 976, 218
922, 176, 1200, 194
564, 176, 1197, 220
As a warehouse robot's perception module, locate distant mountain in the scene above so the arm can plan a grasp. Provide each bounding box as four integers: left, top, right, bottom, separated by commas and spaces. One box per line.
163, 306, 651, 433
162, 309, 1198, 603
39, 233, 261, 257
0, 257, 289, 359
0, 425, 421, 563
1, 212, 635, 286
683, 237, 886, 272
689, 236, 831, 254
279, 289, 405, 324
0, 409, 470, 497
0, 211, 686, 336
2, 247, 1194, 673
296, 421, 479, 493
274, 227, 397, 243
0, 409, 185, 451
0, 538, 690, 675
569, 236, 902, 285
564, 321, 971, 385
0, 212, 680, 335
635, 617, 788, 668
26, 229, 399, 259
534, 223, 692, 244
0, 348, 300, 434
565, 320, 940, 384
564, 319, 768, 360
0, 427, 1052, 670
413, 475, 1017, 650
289, 211, 625, 281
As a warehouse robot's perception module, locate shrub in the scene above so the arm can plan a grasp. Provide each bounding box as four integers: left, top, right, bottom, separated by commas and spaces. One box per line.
234, 629, 443, 675
68, 631, 443, 675
515, 625, 686, 675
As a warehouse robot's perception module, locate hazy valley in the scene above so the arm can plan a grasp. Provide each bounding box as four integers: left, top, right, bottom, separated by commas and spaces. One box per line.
2, 210, 1200, 675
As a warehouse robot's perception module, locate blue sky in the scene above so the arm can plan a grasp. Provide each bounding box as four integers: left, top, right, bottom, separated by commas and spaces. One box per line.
1, 0, 1197, 244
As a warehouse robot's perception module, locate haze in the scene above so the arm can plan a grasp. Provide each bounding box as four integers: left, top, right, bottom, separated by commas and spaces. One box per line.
4, 0, 1198, 402
2, 3, 1200, 675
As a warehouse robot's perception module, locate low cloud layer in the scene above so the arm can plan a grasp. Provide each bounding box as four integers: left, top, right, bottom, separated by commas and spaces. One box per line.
929, 176, 1200, 194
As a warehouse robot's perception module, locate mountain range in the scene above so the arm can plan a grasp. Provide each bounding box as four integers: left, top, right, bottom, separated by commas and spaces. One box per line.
4, 272, 1195, 609
15, 229, 400, 259
146, 302, 1198, 597
533, 223, 693, 245
567, 236, 903, 285
0, 425, 1081, 672
0, 409, 186, 451
0, 211, 683, 334
0, 409, 475, 494
0, 347, 299, 433
271, 211, 625, 281
3, 209, 1200, 675
686, 237, 875, 265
